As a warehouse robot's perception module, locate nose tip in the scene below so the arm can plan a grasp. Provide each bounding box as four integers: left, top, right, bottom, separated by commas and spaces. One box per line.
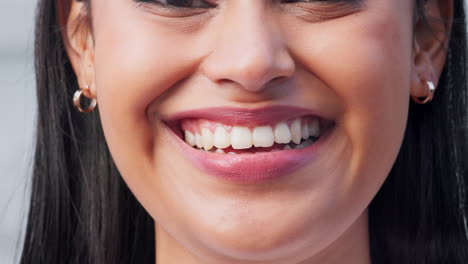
200, 11, 295, 94
210, 51, 295, 93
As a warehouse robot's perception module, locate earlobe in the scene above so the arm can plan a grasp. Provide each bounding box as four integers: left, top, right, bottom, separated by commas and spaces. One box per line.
79, 34, 97, 99
59, 0, 97, 99
410, 43, 437, 102
410, 0, 454, 103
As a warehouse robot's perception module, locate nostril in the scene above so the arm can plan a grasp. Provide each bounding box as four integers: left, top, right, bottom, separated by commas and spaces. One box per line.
216, 74, 291, 94
270, 75, 291, 84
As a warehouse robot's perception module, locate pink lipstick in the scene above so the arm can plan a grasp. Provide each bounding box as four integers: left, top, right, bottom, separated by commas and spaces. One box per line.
163, 105, 335, 184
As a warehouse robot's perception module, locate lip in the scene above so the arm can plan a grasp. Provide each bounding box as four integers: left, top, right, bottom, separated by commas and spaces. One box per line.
162, 106, 335, 184
163, 105, 332, 127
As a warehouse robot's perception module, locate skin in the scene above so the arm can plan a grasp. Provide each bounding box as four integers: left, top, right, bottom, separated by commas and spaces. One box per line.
63, 0, 452, 263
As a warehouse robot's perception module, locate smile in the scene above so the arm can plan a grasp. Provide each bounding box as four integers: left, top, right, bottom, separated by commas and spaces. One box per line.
163, 106, 335, 184
181, 116, 322, 154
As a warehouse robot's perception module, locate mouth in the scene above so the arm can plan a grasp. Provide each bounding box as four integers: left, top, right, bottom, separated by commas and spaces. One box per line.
163, 106, 335, 184
178, 115, 327, 153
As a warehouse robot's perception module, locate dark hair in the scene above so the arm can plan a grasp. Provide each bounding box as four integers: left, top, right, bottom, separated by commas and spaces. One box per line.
369, 1, 468, 262
20, 0, 468, 263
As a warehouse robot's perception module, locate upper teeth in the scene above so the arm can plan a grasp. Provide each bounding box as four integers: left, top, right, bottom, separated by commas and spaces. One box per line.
182, 117, 321, 151
252, 126, 274, 147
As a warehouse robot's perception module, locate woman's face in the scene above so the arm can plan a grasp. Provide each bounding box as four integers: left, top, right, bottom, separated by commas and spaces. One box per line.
70, 0, 424, 262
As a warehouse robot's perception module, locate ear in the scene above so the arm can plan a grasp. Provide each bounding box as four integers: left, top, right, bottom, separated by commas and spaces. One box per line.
411, 0, 453, 99
59, 0, 96, 99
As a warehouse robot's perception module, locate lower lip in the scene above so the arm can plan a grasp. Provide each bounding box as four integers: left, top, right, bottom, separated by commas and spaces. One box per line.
164, 125, 333, 184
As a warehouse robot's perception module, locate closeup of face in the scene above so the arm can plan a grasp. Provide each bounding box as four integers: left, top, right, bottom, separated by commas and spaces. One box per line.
64, 0, 450, 263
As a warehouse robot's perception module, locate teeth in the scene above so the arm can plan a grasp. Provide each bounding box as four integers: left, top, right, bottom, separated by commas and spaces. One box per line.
228, 152, 237, 155
301, 122, 310, 140
309, 119, 320, 137
294, 139, 314, 149
252, 126, 274, 147
184, 130, 196, 146
195, 133, 203, 149
290, 119, 302, 144
231, 127, 253, 149
215, 148, 225, 154
213, 126, 230, 149
183, 117, 323, 151
201, 128, 214, 150
274, 122, 292, 144
283, 145, 292, 150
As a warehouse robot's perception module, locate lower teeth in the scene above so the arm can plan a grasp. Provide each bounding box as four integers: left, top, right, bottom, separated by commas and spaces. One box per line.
194, 137, 318, 154
293, 138, 315, 149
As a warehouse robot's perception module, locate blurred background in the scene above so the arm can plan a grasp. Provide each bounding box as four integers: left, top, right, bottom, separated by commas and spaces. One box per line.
0, 1, 36, 263
1, 0, 468, 264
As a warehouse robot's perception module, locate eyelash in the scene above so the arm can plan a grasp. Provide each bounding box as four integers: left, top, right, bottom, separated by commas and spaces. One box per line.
133, 0, 358, 10
133, 0, 216, 9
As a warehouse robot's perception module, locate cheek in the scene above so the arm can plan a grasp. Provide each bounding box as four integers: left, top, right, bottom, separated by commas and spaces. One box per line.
339, 15, 413, 183
90, 1, 207, 184
286, 5, 413, 193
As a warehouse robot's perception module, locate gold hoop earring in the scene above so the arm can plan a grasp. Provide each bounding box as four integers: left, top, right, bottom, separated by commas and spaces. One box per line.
412, 80, 435, 104
73, 85, 97, 113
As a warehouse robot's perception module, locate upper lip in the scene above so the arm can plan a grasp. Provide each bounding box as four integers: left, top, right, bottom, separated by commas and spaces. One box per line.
163, 105, 331, 127
161, 105, 336, 183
